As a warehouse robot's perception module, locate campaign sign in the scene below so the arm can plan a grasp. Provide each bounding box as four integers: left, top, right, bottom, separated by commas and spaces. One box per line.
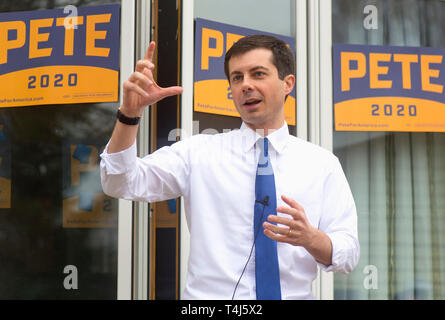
194, 18, 296, 125
0, 4, 120, 108
62, 141, 117, 228
333, 43, 445, 132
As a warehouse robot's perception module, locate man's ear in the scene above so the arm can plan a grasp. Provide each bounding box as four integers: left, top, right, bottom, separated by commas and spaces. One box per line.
283, 74, 295, 95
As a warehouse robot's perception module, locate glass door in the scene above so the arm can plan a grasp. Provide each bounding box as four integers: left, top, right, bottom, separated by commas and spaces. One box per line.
193, 0, 297, 135
180, 0, 318, 299
332, 0, 445, 299
0, 0, 123, 299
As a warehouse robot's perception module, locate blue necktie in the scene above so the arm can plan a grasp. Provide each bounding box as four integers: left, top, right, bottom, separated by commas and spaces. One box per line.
254, 137, 281, 300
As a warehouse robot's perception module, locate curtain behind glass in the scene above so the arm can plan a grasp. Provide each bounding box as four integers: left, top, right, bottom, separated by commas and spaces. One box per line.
333, 0, 445, 299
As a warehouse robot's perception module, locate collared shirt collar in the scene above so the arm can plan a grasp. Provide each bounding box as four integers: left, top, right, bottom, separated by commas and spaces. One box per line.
239, 121, 290, 154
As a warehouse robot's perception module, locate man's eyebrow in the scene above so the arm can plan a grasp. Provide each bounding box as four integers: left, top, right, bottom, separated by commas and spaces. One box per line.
229, 70, 243, 77
249, 66, 269, 72
229, 66, 270, 77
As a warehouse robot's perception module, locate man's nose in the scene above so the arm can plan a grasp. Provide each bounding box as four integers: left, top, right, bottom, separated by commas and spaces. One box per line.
241, 76, 254, 92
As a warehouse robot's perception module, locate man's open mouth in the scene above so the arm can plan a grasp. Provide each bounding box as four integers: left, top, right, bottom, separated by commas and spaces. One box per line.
243, 99, 262, 106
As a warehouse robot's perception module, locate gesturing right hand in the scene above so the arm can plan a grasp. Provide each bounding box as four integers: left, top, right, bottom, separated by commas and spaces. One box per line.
121, 41, 183, 117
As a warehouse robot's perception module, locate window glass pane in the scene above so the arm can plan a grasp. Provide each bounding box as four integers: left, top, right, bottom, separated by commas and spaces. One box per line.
0, 0, 120, 299
194, 0, 295, 37
332, 0, 445, 299
193, 0, 296, 133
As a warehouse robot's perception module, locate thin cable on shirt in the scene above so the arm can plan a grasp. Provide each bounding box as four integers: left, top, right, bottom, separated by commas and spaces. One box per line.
231, 199, 268, 300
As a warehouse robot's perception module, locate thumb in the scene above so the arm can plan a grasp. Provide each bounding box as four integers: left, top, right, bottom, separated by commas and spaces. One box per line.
160, 86, 183, 98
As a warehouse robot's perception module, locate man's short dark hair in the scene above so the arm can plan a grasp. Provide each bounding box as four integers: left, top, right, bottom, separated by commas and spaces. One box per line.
224, 34, 295, 82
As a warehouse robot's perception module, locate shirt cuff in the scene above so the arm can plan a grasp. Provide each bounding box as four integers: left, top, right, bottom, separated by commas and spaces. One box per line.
317, 232, 355, 273
100, 140, 137, 175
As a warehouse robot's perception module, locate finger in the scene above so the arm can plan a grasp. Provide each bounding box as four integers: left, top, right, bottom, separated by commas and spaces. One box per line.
263, 229, 293, 244
141, 67, 155, 82
281, 195, 305, 212
276, 205, 299, 219
263, 221, 291, 236
128, 71, 153, 91
267, 214, 295, 227
123, 80, 149, 98
159, 86, 183, 99
144, 41, 156, 61
135, 59, 155, 73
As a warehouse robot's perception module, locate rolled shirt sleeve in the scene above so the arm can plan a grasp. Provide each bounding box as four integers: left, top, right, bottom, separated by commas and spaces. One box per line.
100, 139, 190, 203
317, 157, 360, 274
100, 141, 138, 175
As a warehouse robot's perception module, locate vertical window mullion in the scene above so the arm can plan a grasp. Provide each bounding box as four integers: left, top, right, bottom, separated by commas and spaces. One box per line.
118, 0, 136, 300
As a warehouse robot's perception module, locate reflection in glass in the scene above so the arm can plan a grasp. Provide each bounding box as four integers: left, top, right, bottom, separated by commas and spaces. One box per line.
0, 0, 120, 299
193, 0, 296, 134
333, 0, 445, 299
194, 0, 295, 37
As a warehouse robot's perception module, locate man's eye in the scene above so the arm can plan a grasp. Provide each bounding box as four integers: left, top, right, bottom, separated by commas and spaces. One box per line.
232, 75, 242, 81
255, 71, 265, 77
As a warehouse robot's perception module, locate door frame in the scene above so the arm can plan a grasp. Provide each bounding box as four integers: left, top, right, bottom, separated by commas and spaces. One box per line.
117, 0, 137, 300
178, 0, 334, 300
307, 0, 334, 300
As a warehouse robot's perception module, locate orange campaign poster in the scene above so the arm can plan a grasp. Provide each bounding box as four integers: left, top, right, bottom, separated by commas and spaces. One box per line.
62, 141, 117, 228
333, 44, 445, 132
194, 18, 296, 126
0, 4, 120, 108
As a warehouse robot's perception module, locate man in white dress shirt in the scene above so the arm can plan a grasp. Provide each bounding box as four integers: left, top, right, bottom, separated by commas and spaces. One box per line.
100, 35, 359, 299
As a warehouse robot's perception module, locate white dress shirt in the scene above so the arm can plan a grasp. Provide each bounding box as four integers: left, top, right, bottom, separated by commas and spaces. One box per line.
100, 122, 359, 300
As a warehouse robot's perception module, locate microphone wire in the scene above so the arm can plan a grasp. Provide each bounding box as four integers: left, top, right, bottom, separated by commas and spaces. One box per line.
231, 196, 269, 300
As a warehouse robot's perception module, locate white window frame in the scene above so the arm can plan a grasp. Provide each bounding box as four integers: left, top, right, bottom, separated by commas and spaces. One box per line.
307, 0, 334, 299
117, 0, 136, 300
319, 0, 334, 300
133, 0, 152, 301
180, 0, 194, 299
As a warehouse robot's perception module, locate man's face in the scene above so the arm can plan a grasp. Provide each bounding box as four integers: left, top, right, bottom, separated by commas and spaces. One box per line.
228, 48, 295, 132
